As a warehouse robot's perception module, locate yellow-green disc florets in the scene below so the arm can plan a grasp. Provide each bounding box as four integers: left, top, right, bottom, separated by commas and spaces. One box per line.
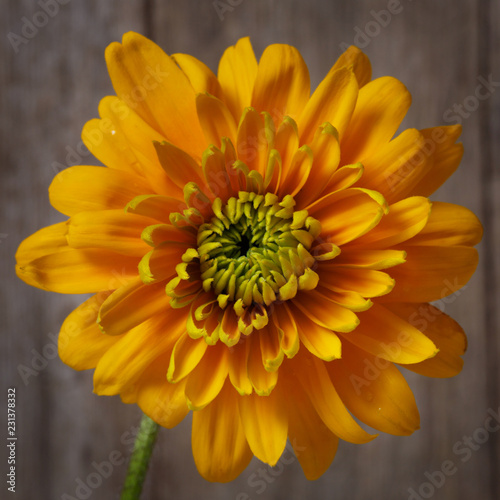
196, 191, 322, 310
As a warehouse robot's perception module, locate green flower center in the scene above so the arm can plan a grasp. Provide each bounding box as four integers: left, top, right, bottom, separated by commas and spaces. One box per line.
196, 191, 322, 309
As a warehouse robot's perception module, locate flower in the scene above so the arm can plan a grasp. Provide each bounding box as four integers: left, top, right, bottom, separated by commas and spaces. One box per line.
16, 32, 482, 482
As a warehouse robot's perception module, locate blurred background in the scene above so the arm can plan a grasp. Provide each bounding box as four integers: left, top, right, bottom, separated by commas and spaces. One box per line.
1, 0, 499, 499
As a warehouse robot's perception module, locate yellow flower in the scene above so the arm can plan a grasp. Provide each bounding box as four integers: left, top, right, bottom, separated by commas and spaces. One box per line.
16, 33, 482, 482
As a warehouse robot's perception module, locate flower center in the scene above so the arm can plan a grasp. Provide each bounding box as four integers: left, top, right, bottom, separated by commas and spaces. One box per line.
196, 191, 322, 308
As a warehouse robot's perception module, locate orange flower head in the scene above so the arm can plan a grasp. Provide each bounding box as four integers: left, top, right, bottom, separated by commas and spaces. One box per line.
16, 33, 483, 482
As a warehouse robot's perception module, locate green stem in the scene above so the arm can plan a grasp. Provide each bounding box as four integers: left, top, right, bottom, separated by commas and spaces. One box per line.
121, 414, 160, 500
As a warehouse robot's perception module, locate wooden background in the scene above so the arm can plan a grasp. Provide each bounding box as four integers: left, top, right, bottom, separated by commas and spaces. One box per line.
1, 1, 499, 499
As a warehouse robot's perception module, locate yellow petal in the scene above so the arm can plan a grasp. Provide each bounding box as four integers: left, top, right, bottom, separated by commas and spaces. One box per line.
331, 248, 407, 270
228, 339, 253, 396
252, 43, 310, 125
66, 210, 154, 256
98, 278, 170, 336
154, 141, 205, 192
49, 166, 151, 216
328, 342, 420, 435
318, 267, 395, 298
172, 53, 223, 99
292, 351, 376, 444
196, 93, 238, 148
58, 293, 119, 370
407, 125, 464, 197
16, 247, 139, 294
385, 302, 467, 378
308, 188, 385, 245
236, 107, 268, 177
299, 67, 358, 144
138, 243, 187, 284
283, 373, 339, 480
353, 197, 432, 248
341, 76, 411, 164
94, 310, 184, 395
185, 343, 228, 410
277, 145, 313, 198
290, 291, 359, 333
81, 117, 142, 176
238, 388, 288, 465
332, 45, 372, 87
135, 359, 189, 428
342, 303, 438, 364
217, 37, 258, 120
407, 202, 483, 247
125, 194, 186, 223
292, 302, 342, 361
294, 123, 340, 207
105, 32, 205, 159
167, 332, 208, 383
192, 381, 253, 482
384, 245, 479, 302
247, 335, 278, 395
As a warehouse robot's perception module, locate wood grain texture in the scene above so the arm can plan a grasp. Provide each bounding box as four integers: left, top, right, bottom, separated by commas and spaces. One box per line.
1, 1, 498, 499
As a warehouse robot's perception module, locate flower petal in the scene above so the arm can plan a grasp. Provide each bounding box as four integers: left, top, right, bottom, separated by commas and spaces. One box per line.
341, 76, 411, 165
238, 387, 288, 465
185, 343, 228, 410
217, 37, 258, 120
328, 343, 420, 436
16, 247, 139, 294
196, 93, 238, 148
58, 293, 119, 370
172, 53, 223, 98
252, 43, 310, 125
299, 67, 358, 144
291, 291, 360, 333
406, 202, 483, 247
341, 303, 438, 364
384, 302, 467, 378
292, 351, 376, 444
352, 197, 432, 249
135, 359, 189, 429
105, 32, 205, 159
49, 166, 151, 216
66, 210, 154, 256
247, 335, 279, 396
125, 194, 186, 223
384, 245, 479, 302
192, 381, 253, 482
167, 332, 208, 384
94, 310, 184, 395
284, 374, 339, 480
332, 45, 372, 87
98, 278, 170, 336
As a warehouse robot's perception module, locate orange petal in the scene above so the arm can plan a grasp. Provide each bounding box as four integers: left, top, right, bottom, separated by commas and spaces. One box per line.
49, 166, 150, 216
105, 32, 205, 159
384, 302, 467, 378
58, 293, 119, 370
192, 381, 253, 482
252, 43, 310, 125
341, 76, 411, 165
332, 45, 372, 87
299, 67, 358, 144
217, 37, 258, 121
238, 387, 288, 465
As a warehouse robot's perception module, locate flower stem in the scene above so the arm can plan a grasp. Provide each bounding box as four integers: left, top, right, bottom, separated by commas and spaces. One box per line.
121, 413, 159, 500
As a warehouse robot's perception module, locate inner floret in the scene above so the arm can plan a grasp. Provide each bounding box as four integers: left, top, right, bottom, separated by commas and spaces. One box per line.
196, 191, 323, 309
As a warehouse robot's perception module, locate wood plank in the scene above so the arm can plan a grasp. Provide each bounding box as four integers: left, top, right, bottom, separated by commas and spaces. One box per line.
1, 0, 496, 499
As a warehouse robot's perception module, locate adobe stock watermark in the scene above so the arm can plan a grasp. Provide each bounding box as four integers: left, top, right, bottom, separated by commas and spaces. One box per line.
443, 74, 500, 125
213, 0, 245, 21
7, 0, 72, 54
408, 407, 500, 499
339, 0, 409, 51
60, 423, 140, 500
